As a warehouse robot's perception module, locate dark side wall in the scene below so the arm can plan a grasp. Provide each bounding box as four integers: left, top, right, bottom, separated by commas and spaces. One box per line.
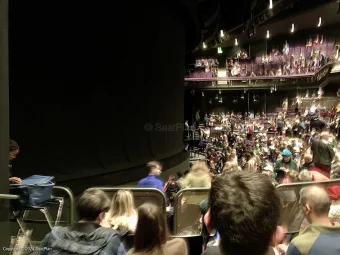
8, 1, 199, 191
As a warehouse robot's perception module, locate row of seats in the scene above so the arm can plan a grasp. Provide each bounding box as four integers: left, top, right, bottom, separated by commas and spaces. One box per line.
11, 179, 340, 243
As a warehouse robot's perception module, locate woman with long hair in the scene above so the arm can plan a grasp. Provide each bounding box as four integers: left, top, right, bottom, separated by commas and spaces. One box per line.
129, 203, 188, 255
178, 161, 211, 188
103, 190, 138, 233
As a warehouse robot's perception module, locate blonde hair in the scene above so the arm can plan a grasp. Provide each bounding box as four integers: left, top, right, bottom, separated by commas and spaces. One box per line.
287, 170, 299, 182
107, 190, 137, 230
190, 161, 210, 173
223, 162, 241, 173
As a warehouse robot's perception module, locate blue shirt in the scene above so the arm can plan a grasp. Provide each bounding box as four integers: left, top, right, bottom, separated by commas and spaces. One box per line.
137, 175, 164, 191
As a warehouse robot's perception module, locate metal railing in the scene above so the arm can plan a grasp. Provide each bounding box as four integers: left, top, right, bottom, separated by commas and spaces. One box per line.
276, 179, 340, 234
0, 194, 19, 200
172, 188, 210, 236
54, 185, 75, 224
89, 187, 167, 215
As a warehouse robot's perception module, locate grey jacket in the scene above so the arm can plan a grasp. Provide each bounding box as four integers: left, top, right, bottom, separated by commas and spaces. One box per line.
40, 222, 128, 255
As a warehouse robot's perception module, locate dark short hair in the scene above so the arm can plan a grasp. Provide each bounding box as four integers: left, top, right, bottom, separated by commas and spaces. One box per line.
134, 203, 168, 254
209, 172, 280, 255
77, 189, 111, 221
9, 140, 19, 152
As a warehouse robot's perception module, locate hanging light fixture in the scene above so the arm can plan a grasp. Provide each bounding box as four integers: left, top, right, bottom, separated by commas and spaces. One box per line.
215, 94, 219, 100
219, 89, 222, 94
235, 38, 238, 46
318, 17, 322, 27
203, 42, 207, 49
266, 30, 270, 39
291, 23, 295, 33
220, 30, 225, 38
269, 0, 273, 9
202, 91, 205, 97
209, 98, 212, 104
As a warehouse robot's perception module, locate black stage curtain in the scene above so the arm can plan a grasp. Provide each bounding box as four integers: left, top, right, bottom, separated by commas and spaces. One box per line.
8, 1, 199, 185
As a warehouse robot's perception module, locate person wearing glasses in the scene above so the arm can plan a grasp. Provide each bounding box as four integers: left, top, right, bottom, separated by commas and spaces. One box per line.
9, 140, 22, 184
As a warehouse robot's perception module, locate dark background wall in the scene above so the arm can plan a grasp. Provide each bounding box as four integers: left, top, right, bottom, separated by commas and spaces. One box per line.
0, 0, 10, 249
8, 1, 199, 193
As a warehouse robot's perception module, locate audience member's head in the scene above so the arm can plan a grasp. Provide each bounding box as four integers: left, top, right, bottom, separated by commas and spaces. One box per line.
77, 189, 111, 223
190, 161, 210, 174
320, 131, 329, 141
147, 161, 163, 176
134, 203, 168, 254
299, 169, 313, 182
9, 139, 19, 161
205, 172, 281, 255
281, 149, 292, 163
299, 186, 331, 224
304, 154, 313, 164
287, 170, 299, 183
107, 190, 136, 230
222, 161, 241, 173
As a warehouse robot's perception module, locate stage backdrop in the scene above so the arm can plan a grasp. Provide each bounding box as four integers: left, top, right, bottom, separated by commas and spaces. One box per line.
8, 1, 199, 190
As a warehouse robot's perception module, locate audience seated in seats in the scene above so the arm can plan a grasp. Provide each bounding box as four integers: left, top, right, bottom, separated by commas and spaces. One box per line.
311, 132, 335, 174
8, 139, 21, 184
178, 161, 211, 189
285, 186, 340, 255
102, 190, 138, 233
327, 185, 340, 224
202, 172, 282, 255
300, 154, 329, 177
331, 152, 340, 179
298, 169, 329, 182
40, 189, 128, 255
128, 203, 188, 255
274, 149, 298, 183
137, 161, 164, 191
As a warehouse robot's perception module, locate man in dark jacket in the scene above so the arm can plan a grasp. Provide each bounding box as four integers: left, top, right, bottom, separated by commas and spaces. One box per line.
311, 132, 335, 174
40, 189, 127, 255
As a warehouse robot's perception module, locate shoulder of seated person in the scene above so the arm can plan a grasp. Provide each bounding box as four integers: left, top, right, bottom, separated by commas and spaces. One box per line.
166, 238, 187, 247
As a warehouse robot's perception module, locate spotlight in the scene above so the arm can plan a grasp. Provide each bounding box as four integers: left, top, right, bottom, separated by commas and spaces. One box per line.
269, 0, 273, 9
209, 98, 212, 104
274, 85, 277, 91
240, 94, 245, 100
291, 23, 295, 33
318, 17, 322, 27
219, 89, 221, 94
217, 47, 223, 54
202, 92, 205, 97
220, 30, 225, 38
235, 38, 238, 46
266, 30, 270, 39
203, 42, 207, 49
215, 94, 219, 100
